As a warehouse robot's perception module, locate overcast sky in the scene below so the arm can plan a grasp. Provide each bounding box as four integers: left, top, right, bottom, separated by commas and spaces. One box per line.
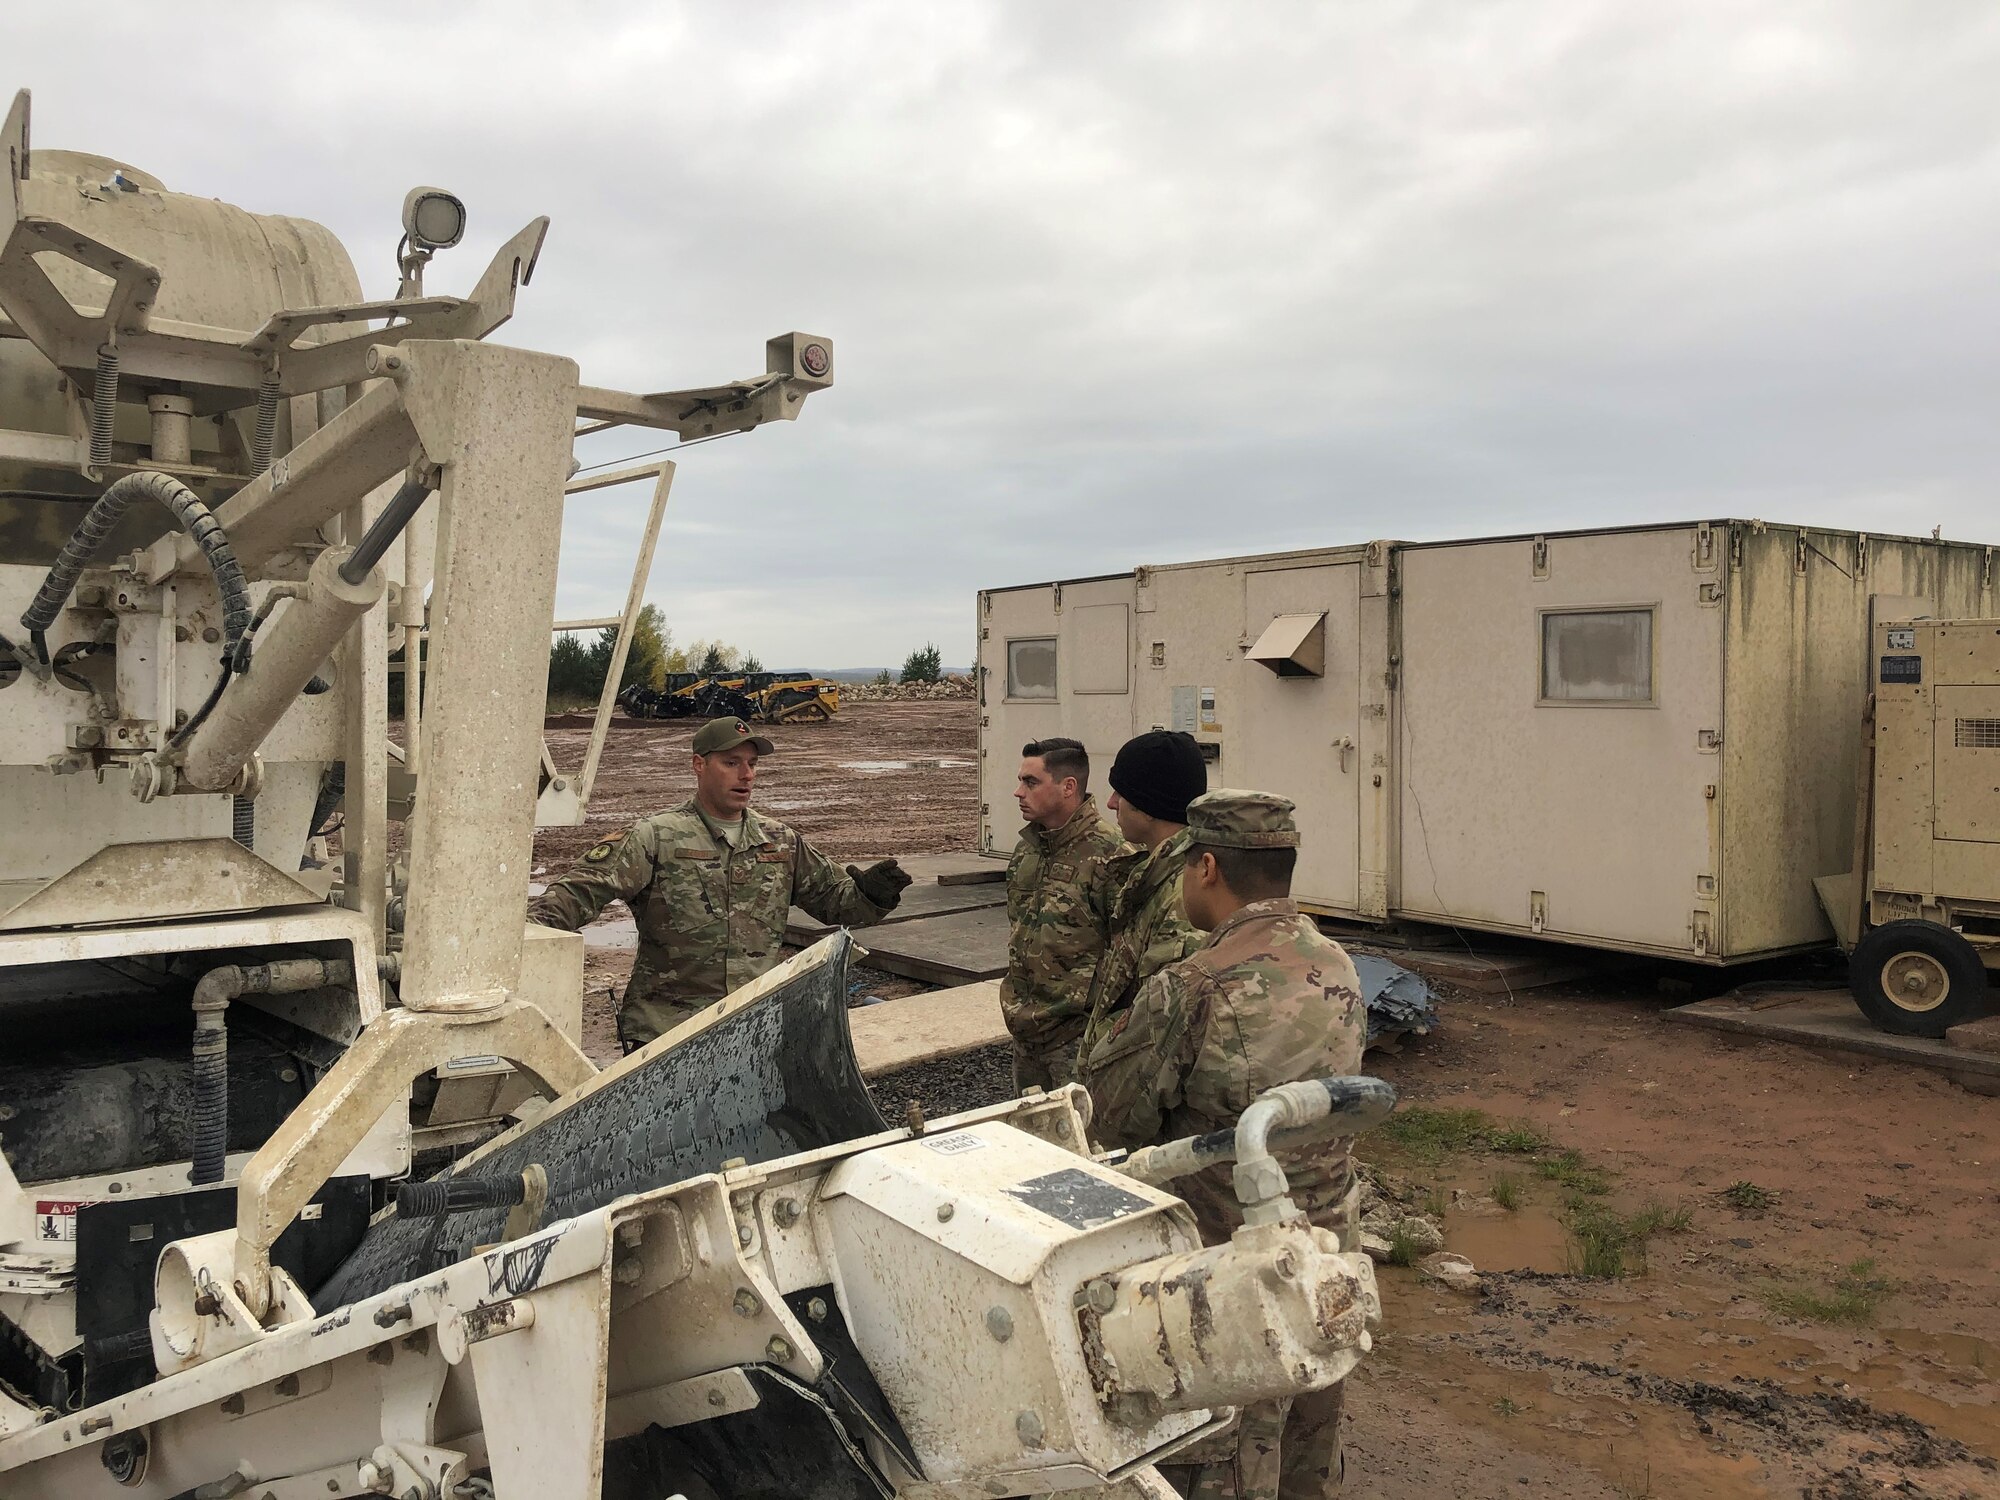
15, 4, 2000, 667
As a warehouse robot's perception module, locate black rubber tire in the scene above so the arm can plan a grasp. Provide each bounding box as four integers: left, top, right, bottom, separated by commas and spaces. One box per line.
1849, 920, 1991, 1037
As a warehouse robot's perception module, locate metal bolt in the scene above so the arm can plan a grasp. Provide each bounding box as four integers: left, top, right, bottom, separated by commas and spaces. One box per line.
737, 1222, 754, 1247
732, 1288, 760, 1318
806, 1296, 829, 1323
551, 777, 567, 791
1084, 1278, 1118, 1314
936, 1202, 955, 1222
766, 1335, 793, 1362
707, 1388, 726, 1408
203, 626, 220, 643
74, 725, 102, 747
193, 1291, 221, 1317
985, 1306, 1014, 1342
772, 1197, 801, 1229
1015, 1409, 1045, 1448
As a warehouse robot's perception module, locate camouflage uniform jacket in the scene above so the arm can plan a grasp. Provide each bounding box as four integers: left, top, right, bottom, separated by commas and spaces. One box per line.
1081, 897, 1365, 1244
1000, 796, 1131, 1053
1078, 827, 1201, 1059
531, 801, 887, 1043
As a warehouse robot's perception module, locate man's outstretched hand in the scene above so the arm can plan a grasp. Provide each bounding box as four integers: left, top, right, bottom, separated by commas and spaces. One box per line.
848, 858, 914, 909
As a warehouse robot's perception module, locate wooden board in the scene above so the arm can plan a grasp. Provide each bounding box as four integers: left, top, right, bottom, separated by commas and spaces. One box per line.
847, 905, 1012, 988
1665, 991, 2000, 1094
850, 980, 1008, 1077
788, 876, 1005, 943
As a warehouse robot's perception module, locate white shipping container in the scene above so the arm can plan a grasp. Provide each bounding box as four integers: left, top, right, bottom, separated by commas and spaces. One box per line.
976, 522, 1995, 962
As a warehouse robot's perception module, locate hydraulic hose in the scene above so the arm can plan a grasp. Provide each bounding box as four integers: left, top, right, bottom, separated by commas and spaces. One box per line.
188, 957, 354, 1187
19, 471, 252, 658
1232, 1076, 1398, 1226
1118, 1076, 1399, 1189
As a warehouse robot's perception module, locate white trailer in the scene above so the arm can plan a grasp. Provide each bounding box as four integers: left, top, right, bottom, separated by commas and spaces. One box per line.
977, 521, 1995, 963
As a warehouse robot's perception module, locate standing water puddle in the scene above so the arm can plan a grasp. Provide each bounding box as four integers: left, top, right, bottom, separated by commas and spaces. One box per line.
1379, 1184, 2000, 1469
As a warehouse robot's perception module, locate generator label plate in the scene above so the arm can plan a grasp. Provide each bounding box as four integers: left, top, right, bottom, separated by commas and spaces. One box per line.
1005, 1167, 1151, 1230
1880, 654, 1922, 684
1885, 628, 1916, 650
34, 1200, 86, 1242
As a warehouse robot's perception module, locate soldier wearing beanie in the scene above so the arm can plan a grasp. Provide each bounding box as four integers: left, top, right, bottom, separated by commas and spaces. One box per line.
1082, 789, 1366, 1500
1077, 730, 1210, 1062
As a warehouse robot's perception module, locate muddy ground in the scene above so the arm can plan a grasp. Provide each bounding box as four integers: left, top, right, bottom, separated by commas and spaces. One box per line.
537, 702, 1998, 1498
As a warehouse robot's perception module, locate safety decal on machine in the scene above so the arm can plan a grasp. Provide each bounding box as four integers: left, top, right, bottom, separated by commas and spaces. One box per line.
921, 1132, 987, 1155
34, 1201, 86, 1242
1879, 655, 1922, 685
1005, 1167, 1151, 1230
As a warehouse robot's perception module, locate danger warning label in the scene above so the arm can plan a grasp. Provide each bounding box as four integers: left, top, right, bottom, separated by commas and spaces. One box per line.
34, 1200, 85, 1242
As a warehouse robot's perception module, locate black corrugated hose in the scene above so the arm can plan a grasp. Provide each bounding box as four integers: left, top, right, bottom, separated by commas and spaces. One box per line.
18, 471, 252, 670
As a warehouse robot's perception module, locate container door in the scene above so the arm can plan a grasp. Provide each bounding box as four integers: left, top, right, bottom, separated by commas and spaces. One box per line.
977, 579, 1135, 856
1230, 564, 1362, 911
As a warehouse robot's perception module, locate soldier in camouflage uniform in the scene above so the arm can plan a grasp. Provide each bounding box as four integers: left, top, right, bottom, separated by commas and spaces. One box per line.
531, 717, 910, 1049
1077, 729, 1208, 1063
1000, 737, 1131, 1090
1082, 790, 1365, 1500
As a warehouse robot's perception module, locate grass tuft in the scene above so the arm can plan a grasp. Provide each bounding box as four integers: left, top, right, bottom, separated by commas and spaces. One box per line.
1760, 1258, 1893, 1326
1721, 1180, 1775, 1212
1385, 1223, 1427, 1268
1628, 1199, 1694, 1236
1563, 1199, 1643, 1277
1489, 1173, 1523, 1212
1537, 1149, 1612, 1196
1485, 1124, 1549, 1154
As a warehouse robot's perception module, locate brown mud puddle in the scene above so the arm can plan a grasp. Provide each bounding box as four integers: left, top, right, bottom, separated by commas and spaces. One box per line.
1365, 1188, 2000, 1497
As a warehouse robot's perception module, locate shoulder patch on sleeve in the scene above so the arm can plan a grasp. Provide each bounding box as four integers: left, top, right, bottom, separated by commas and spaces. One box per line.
582, 839, 619, 864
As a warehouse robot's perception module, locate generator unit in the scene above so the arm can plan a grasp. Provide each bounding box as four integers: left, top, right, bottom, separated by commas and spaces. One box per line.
1827, 618, 2000, 1035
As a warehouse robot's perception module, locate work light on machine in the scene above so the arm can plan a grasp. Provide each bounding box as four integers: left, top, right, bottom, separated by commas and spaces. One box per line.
401, 185, 467, 250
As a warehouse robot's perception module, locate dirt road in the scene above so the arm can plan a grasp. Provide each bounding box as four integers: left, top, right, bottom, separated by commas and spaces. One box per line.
537, 702, 1998, 1497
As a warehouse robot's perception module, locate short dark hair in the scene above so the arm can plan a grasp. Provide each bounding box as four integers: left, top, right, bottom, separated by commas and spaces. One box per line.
1190, 842, 1296, 900
1023, 737, 1089, 791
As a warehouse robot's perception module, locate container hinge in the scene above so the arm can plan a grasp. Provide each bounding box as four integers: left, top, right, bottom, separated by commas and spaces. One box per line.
1795, 534, 1809, 575
1698, 581, 1723, 606
1693, 522, 1717, 572
1856, 533, 1869, 577
1052, 584, 1063, 613
1529, 890, 1547, 933
1697, 729, 1722, 753
1150, 641, 1166, 668
1691, 910, 1714, 955
1729, 529, 1744, 567
1531, 537, 1549, 578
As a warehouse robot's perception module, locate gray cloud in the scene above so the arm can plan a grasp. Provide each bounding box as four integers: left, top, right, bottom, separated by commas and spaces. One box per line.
14, 1, 2000, 666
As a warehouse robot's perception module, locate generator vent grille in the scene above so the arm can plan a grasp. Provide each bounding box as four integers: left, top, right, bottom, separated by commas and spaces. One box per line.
1954, 718, 2000, 748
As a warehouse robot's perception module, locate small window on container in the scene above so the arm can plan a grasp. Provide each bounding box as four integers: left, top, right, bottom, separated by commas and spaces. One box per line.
1540, 608, 1654, 705
1008, 637, 1058, 699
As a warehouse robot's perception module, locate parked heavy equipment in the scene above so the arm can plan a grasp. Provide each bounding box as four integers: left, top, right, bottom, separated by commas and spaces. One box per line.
619, 669, 840, 724
0, 89, 1382, 1498
1818, 617, 2000, 1036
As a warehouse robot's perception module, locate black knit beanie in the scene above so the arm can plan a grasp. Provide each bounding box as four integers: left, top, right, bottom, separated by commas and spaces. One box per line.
1108, 730, 1208, 824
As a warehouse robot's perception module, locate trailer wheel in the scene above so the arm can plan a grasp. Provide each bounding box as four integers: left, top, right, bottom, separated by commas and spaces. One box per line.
1849, 920, 1990, 1037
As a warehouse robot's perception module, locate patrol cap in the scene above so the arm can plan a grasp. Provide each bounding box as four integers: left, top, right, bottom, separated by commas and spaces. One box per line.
692, 716, 774, 756
1185, 788, 1300, 849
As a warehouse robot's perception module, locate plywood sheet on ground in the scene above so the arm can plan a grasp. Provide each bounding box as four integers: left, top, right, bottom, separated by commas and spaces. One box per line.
1665, 990, 2000, 1093
847, 906, 1011, 987
789, 874, 1005, 941
850, 980, 1007, 1077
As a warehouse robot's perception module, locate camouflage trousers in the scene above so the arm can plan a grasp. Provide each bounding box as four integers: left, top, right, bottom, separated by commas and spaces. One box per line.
1011, 1023, 1086, 1094
1159, 1381, 1343, 1500
616, 965, 710, 1052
